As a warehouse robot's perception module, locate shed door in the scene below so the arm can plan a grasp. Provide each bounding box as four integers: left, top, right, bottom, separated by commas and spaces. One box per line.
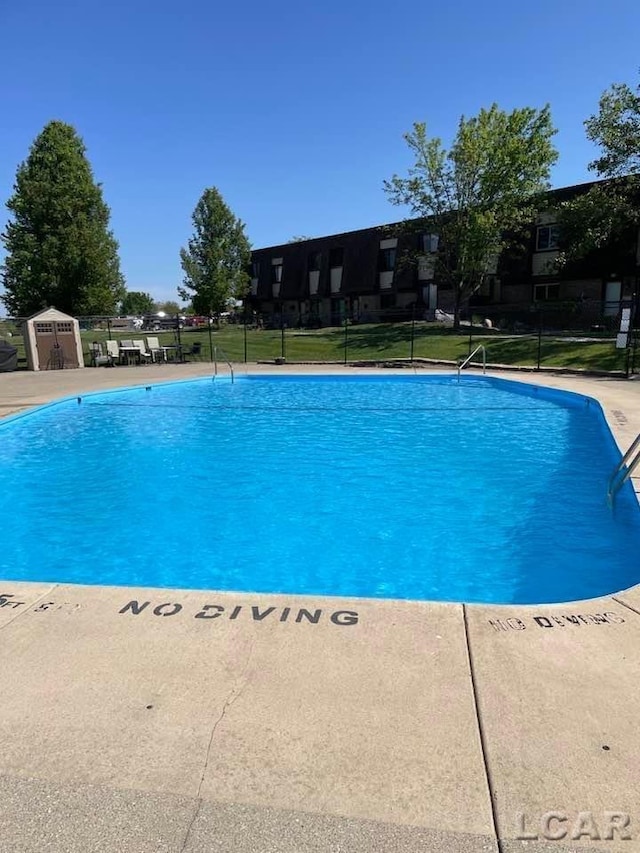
34, 320, 79, 369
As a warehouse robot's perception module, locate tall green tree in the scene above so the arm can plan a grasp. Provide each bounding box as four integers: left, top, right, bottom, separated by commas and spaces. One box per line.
558, 73, 640, 263
1, 121, 125, 317
120, 291, 155, 315
384, 104, 558, 327
586, 77, 640, 178
178, 187, 251, 316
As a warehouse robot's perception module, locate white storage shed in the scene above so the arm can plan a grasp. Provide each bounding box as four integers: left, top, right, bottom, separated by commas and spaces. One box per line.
22, 307, 85, 371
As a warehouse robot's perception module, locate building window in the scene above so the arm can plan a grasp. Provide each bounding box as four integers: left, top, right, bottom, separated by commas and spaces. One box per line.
271, 263, 283, 283
536, 225, 560, 251
378, 248, 396, 272
329, 247, 344, 267
308, 251, 321, 271
251, 260, 260, 278
420, 233, 439, 253
534, 283, 561, 301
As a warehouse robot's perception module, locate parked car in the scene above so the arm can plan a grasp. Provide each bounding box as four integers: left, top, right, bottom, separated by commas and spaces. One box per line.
143, 312, 186, 331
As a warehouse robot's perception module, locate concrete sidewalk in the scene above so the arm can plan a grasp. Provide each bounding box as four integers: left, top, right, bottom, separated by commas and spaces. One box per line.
0, 581, 637, 852
1, 364, 640, 852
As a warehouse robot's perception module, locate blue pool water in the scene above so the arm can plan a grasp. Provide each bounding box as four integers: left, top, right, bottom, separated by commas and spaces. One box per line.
1, 374, 639, 604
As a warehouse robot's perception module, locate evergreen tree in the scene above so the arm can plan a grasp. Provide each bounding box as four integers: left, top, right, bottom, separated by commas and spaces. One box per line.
179, 187, 251, 315
1, 121, 125, 317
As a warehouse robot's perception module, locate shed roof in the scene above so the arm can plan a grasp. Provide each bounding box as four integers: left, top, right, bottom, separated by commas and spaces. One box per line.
26, 307, 77, 323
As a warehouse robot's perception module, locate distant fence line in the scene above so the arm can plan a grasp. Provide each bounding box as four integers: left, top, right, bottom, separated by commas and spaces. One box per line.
0, 301, 637, 376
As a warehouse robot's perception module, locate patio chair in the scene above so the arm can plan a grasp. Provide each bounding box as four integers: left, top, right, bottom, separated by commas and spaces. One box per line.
106, 340, 121, 364
89, 342, 113, 367
181, 341, 202, 361
133, 339, 153, 364
146, 336, 164, 363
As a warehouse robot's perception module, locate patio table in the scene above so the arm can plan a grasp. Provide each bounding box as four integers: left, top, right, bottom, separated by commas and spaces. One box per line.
118, 346, 141, 366
161, 345, 184, 363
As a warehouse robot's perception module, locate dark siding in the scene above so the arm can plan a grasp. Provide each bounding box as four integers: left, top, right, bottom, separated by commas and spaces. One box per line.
248, 178, 639, 310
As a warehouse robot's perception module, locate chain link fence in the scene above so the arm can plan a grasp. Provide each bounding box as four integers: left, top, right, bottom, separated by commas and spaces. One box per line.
0, 300, 637, 376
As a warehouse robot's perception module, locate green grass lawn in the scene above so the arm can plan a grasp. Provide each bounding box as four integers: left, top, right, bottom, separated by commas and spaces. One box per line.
0, 319, 631, 374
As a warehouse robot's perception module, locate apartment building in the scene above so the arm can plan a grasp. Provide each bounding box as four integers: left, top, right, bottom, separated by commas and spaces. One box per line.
247, 181, 640, 328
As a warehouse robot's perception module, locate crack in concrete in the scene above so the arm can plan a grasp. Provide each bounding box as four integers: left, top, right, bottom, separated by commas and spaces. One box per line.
196, 637, 256, 798
178, 639, 256, 851
179, 797, 202, 853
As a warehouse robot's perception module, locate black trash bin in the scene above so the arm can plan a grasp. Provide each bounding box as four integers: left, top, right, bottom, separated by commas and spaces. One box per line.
0, 340, 18, 372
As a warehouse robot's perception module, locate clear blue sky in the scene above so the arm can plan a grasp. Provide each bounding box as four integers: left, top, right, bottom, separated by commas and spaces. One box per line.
1, 0, 639, 305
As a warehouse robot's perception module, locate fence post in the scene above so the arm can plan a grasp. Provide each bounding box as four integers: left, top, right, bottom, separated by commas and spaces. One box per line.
243, 315, 248, 363
208, 316, 213, 362
281, 313, 285, 360
344, 317, 348, 364
631, 286, 639, 375
537, 309, 543, 370
467, 307, 473, 356
410, 304, 415, 362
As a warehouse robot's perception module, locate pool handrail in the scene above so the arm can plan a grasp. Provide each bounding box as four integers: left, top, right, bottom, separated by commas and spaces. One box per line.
608, 431, 640, 506
457, 345, 486, 382
213, 346, 235, 384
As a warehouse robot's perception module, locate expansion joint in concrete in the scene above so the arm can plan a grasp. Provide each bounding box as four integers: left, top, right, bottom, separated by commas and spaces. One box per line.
462, 604, 504, 853
611, 595, 640, 618
0, 584, 60, 633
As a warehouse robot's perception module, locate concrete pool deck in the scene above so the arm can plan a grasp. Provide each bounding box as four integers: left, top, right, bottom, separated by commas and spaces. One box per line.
1, 363, 640, 852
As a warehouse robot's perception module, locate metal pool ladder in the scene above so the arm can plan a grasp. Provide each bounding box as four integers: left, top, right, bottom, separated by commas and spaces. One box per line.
608, 431, 640, 506
457, 345, 486, 382
213, 346, 235, 383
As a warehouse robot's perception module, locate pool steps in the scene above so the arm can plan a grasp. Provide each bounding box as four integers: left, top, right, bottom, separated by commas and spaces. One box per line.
457, 345, 487, 382
608, 431, 640, 505
213, 347, 235, 383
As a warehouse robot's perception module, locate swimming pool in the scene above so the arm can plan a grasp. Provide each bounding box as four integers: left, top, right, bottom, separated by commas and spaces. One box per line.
1, 374, 639, 604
